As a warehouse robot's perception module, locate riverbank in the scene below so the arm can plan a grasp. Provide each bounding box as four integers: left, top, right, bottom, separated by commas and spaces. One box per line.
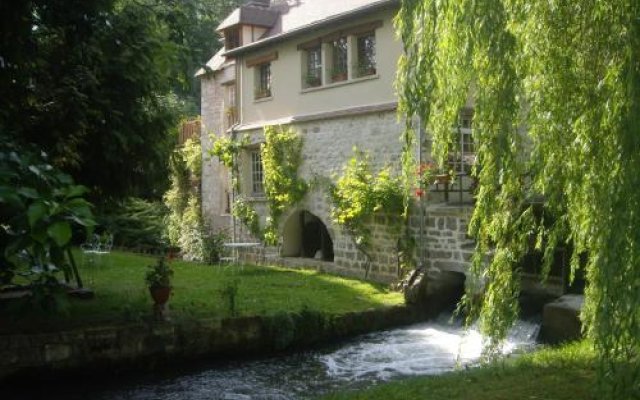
0, 250, 403, 334
0, 250, 428, 383
0, 305, 429, 384
320, 340, 597, 400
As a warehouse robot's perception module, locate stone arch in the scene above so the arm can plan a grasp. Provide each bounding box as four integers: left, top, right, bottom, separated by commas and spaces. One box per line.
282, 210, 334, 262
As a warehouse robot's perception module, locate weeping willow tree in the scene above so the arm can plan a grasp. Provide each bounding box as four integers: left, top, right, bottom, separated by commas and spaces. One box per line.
396, 0, 639, 397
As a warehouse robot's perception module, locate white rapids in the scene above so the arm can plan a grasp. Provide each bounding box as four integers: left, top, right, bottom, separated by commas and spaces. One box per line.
321, 317, 540, 382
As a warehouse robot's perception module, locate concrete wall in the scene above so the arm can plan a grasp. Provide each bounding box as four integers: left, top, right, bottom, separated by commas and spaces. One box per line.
237, 9, 401, 126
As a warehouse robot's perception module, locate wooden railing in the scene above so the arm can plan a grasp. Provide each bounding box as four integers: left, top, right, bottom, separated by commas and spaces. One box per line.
179, 119, 201, 145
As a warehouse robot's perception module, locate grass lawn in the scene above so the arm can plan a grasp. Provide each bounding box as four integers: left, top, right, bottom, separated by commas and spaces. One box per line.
0, 250, 403, 333
320, 341, 597, 400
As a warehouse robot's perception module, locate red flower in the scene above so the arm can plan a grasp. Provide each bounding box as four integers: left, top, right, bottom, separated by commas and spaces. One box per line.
415, 188, 424, 197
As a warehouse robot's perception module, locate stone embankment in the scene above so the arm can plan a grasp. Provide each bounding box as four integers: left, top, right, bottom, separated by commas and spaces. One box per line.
0, 306, 426, 383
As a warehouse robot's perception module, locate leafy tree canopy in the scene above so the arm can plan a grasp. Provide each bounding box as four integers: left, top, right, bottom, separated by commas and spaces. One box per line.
0, 0, 239, 200
396, 0, 639, 397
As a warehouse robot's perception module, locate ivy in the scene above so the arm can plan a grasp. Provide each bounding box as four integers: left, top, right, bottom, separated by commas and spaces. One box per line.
164, 136, 225, 262
232, 197, 262, 238
396, 0, 640, 397
208, 127, 306, 244
261, 126, 307, 245
330, 149, 404, 277
209, 134, 249, 192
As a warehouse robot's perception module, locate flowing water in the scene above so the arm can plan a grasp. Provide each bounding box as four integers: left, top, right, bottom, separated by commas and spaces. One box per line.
13, 316, 540, 400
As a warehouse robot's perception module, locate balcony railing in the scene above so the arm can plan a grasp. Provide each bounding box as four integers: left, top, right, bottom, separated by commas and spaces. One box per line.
179, 119, 201, 145
428, 127, 477, 205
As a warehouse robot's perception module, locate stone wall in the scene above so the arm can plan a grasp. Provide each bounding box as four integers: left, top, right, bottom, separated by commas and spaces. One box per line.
0, 306, 425, 383
415, 204, 475, 274
200, 73, 231, 233
220, 111, 480, 283
231, 111, 408, 282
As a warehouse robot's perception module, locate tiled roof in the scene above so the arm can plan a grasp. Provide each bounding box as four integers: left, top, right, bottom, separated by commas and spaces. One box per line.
195, 48, 234, 77
217, 4, 279, 31
224, 0, 398, 56
268, 0, 391, 36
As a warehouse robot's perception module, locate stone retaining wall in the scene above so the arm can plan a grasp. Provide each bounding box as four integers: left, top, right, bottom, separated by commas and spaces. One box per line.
0, 306, 426, 383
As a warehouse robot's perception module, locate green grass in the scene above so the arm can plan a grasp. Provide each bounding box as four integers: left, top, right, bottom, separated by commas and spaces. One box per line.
320, 341, 597, 400
1, 250, 403, 333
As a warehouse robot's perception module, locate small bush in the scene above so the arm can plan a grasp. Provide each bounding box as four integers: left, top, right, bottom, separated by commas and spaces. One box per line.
97, 198, 168, 251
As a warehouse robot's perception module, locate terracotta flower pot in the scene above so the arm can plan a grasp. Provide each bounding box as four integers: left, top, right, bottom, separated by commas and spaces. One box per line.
433, 174, 452, 185
149, 286, 171, 305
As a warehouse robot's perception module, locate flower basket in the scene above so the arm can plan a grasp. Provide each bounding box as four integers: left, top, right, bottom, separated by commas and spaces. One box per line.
331, 72, 348, 82
433, 173, 452, 185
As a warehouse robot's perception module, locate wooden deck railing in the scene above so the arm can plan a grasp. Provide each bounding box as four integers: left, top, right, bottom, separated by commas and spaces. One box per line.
179, 119, 201, 145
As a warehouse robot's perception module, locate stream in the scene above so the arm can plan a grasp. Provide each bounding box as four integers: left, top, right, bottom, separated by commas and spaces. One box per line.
8, 315, 540, 400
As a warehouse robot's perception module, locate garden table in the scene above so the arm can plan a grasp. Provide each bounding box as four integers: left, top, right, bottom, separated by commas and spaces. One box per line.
222, 242, 261, 265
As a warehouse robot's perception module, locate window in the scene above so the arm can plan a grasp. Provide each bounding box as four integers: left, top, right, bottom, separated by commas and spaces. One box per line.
459, 112, 475, 154
250, 150, 264, 195
225, 28, 241, 50
356, 32, 376, 77
224, 84, 237, 128
255, 62, 271, 99
331, 37, 348, 82
305, 46, 322, 87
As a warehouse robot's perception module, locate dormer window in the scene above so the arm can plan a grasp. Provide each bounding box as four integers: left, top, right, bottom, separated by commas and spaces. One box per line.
225, 27, 241, 50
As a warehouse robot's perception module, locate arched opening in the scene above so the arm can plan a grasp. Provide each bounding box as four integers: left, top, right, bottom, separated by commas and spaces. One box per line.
282, 210, 334, 262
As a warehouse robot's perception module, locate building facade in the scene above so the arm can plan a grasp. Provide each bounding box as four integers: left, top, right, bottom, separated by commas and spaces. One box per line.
198, 0, 486, 285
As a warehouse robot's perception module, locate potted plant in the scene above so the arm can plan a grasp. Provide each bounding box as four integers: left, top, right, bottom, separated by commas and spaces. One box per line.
145, 257, 173, 318
305, 73, 322, 87
357, 63, 376, 77
331, 66, 348, 82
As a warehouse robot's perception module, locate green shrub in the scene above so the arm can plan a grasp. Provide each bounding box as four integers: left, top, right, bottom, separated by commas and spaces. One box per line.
97, 198, 168, 250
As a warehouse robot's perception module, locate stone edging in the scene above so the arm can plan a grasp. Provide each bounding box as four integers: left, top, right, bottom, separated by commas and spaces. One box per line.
0, 305, 426, 383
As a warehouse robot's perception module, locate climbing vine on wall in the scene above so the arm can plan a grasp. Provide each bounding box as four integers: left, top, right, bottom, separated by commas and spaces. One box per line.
261, 125, 307, 245
209, 133, 262, 236
209, 127, 307, 245
330, 148, 405, 277
209, 134, 249, 192
164, 137, 212, 261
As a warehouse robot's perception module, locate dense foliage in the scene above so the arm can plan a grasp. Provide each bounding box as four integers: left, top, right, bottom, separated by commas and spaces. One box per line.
97, 198, 168, 250
0, 0, 240, 200
330, 149, 404, 277
261, 126, 307, 245
0, 143, 94, 299
396, 0, 640, 397
165, 137, 225, 263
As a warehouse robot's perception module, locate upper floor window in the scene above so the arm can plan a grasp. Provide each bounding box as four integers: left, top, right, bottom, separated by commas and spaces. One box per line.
255, 62, 272, 99
224, 84, 237, 128
331, 37, 348, 82
225, 28, 241, 50
250, 150, 264, 195
305, 46, 322, 88
356, 32, 376, 77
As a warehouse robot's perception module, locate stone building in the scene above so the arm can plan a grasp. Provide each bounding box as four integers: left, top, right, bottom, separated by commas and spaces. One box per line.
197, 0, 487, 285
